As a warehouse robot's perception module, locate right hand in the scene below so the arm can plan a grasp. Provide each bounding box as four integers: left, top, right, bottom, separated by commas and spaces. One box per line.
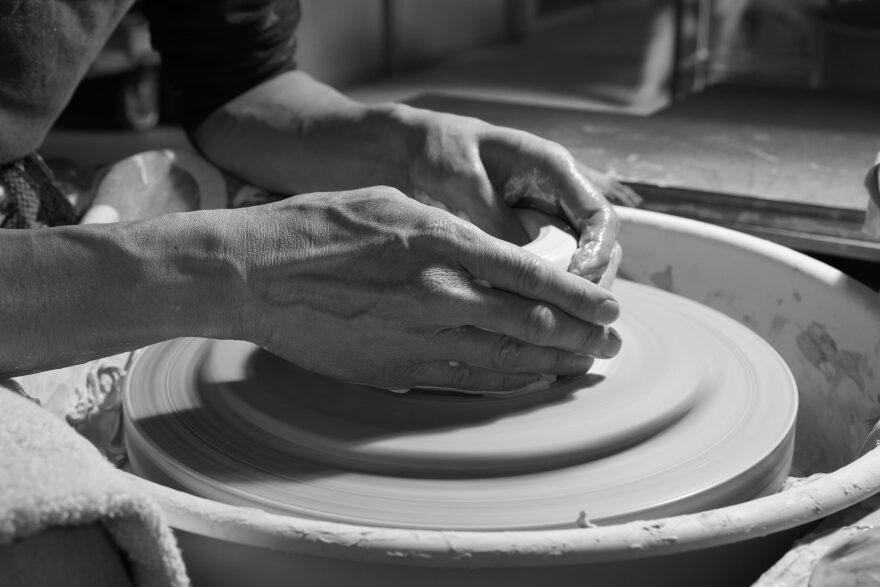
230, 187, 621, 393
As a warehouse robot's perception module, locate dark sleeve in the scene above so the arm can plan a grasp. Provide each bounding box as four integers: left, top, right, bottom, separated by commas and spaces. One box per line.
142, 0, 300, 131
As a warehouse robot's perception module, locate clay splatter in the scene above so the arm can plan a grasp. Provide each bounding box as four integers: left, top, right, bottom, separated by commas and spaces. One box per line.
742, 315, 759, 331
575, 511, 597, 529
650, 265, 674, 292
796, 322, 874, 394
768, 316, 790, 342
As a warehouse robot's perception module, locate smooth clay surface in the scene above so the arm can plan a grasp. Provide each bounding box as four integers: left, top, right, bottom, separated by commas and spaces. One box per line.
125, 280, 798, 531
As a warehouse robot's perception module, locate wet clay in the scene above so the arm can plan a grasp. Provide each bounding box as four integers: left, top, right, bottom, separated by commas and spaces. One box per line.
125, 278, 798, 531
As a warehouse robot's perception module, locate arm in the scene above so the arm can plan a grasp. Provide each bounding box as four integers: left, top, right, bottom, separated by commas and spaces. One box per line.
1, 188, 619, 390
13, 0, 619, 392
193, 71, 623, 282
145, 0, 623, 280
0, 212, 241, 377
193, 71, 412, 198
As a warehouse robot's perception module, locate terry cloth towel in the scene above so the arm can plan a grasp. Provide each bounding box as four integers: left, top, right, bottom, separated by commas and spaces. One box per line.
0, 153, 79, 228
862, 152, 880, 238
0, 387, 189, 587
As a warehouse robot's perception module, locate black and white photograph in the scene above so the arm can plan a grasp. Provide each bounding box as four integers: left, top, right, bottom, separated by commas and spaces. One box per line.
2, 1, 880, 585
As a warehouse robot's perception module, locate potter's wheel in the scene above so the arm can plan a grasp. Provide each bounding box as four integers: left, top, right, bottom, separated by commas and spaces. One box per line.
125, 282, 797, 531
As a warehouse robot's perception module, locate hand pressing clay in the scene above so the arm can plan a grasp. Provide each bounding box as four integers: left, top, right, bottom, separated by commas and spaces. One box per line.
389, 208, 602, 397
503, 169, 624, 288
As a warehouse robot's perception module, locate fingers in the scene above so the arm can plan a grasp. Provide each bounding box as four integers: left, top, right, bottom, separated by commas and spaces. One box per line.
570, 238, 623, 286
481, 129, 621, 284
432, 326, 598, 375
461, 282, 621, 357
575, 162, 643, 208
555, 165, 621, 283
460, 238, 620, 328
597, 242, 622, 289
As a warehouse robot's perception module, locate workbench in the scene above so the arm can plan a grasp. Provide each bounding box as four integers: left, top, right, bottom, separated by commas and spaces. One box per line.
410, 84, 880, 264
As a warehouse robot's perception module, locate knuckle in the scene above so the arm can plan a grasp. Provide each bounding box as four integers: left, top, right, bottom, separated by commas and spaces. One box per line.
490, 336, 522, 368
578, 326, 606, 354
521, 304, 558, 343
374, 185, 407, 200
537, 139, 573, 169
567, 284, 593, 316
548, 141, 572, 162
412, 269, 472, 320
417, 208, 474, 248
417, 265, 454, 295
514, 256, 549, 295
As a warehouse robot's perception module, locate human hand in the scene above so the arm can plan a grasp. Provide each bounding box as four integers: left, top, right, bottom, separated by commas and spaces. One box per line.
229, 187, 621, 393
402, 108, 633, 288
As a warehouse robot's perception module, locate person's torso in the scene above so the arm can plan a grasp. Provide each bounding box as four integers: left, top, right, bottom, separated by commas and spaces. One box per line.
0, 0, 134, 163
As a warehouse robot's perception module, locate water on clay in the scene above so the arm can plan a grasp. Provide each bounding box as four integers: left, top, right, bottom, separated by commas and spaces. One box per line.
124, 211, 798, 531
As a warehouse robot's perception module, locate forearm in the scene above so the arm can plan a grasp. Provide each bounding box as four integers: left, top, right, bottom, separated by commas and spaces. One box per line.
192, 70, 416, 194
0, 211, 243, 377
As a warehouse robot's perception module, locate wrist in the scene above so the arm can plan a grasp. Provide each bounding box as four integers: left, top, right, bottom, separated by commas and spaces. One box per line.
351, 101, 421, 192
0, 214, 247, 376
367, 102, 433, 194
121, 210, 247, 343
193, 71, 418, 194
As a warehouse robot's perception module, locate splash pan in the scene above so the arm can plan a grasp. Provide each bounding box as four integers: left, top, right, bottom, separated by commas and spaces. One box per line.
121, 208, 880, 587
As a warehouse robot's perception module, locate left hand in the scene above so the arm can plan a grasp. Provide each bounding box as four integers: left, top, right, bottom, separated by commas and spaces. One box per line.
190, 72, 631, 287
402, 107, 629, 287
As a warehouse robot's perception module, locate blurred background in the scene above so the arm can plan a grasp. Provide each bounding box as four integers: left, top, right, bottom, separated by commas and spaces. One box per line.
46, 0, 880, 285
55, 0, 880, 131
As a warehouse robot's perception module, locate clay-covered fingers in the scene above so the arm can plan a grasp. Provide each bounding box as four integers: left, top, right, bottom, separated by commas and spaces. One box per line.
481, 129, 621, 284
566, 197, 620, 284
433, 327, 597, 376
597, 242, 622, 290
575, 161, 642, 208
531, 153, 620, 284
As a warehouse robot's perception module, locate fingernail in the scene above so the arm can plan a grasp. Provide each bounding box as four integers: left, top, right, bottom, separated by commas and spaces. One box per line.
596, 300, 620, 325
600, 328, 622, 358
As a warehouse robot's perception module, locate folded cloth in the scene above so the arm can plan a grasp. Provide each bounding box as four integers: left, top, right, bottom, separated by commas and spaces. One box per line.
0, 387, 188, 586
861, 152, 880, 238
0, 153, 79, 228
810, 525, 880, 587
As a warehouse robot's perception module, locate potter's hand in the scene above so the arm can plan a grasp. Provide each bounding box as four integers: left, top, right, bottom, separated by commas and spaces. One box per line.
403, 108, 628, 288
191, 72, 628, 287
233, 187, 621, 392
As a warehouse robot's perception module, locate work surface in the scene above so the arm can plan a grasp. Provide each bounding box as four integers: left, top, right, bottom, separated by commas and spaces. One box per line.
410, 85, 880, 261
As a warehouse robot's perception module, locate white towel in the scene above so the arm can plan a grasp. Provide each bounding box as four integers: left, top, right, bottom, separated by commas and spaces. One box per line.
0, 387, 188, 586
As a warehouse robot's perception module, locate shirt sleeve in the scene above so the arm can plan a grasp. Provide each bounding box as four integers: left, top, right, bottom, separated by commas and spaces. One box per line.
142, 0, 300, 131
